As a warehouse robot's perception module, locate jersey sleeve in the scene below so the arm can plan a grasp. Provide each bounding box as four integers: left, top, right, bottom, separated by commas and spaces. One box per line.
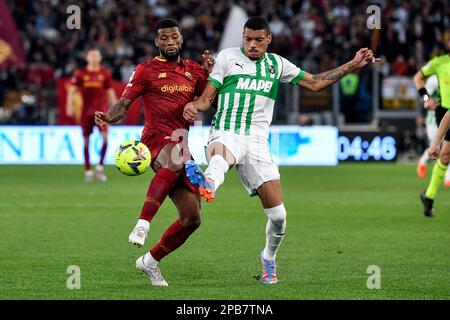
279, 56, 305, 86
421, 57, 439, 77
121, 63, 147, 101
207, 50, 226, 90
70, 69, 83, 87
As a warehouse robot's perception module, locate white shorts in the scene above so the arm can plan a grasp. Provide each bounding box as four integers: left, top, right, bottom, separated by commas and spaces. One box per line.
207, 129, 280, 197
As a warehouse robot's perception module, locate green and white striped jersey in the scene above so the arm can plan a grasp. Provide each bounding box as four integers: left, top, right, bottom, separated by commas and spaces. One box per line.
208, 47, 305, 137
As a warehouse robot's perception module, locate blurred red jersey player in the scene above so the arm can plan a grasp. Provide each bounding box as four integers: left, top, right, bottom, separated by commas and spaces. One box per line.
95, 18, 213, 286
67, 48, 117, 182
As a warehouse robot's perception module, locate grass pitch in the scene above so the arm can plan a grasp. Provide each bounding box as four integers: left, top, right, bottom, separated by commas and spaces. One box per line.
0, 164, 449, 300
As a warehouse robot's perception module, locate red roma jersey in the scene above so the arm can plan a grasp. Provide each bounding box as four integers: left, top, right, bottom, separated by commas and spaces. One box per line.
71, 66, 113, 115
121, 56, 207, 138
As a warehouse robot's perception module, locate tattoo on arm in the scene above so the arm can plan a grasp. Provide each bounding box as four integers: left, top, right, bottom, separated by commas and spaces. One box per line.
108, 98, 132, 123
312, 62, 356, 81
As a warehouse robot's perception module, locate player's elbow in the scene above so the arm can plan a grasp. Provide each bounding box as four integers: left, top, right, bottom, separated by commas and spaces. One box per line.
413, 71, 424, 87
300, 79, 323, 92
307, 82, 322, 92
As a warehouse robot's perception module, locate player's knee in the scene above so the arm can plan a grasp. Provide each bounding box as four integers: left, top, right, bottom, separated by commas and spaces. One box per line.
180, 216, 201, 231
155, 159, 183, 176
439, 153, 450, 165
264, 203, 286, 226
164, 161, 184, 176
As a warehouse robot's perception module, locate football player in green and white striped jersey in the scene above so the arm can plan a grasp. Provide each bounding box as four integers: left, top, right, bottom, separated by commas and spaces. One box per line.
183, 17, 379, 284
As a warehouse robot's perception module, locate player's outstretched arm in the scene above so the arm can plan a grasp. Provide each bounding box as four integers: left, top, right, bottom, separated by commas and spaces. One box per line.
95, 97, 132, 128
429, 111, 450, 160
183, 82, 218, 121
298, 48, 379, 92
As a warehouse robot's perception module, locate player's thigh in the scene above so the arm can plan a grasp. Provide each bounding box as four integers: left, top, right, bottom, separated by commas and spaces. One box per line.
153, 142, 184, 174
169, 188, 201, 229
206, 130, 248, 166
207, 141, 236, 167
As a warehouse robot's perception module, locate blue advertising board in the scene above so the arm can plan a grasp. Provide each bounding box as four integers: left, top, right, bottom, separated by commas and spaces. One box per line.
0, 125, 339, 166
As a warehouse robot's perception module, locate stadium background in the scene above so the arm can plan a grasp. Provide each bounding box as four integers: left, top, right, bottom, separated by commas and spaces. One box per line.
0, 0, 449, 300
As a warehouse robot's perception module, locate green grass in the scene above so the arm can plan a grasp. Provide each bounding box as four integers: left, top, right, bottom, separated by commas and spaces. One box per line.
0, 164, 449, 300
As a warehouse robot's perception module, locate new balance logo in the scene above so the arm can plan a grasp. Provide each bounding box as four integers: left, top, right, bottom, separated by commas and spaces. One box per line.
236, 78, 273, 93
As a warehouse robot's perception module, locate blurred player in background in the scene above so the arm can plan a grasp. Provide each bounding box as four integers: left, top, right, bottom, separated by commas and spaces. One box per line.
183, 17, 379, 284
67, 48, 117, 182
414, 36, 450, 217
416, 75, 450, 186
95, 19, 213, 286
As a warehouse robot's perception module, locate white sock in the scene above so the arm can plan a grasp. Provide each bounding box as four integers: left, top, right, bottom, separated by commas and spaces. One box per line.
263, 204, 286, 261
143, 252, 158, 268
135, 219, 150, 230
204, 154, 229, 192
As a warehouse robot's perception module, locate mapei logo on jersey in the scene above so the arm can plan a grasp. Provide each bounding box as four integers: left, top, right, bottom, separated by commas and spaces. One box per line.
236, 78, 273, 93
161, 84, 194, 93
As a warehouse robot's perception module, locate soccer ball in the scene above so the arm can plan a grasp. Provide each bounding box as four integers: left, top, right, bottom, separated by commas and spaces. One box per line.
114, 140, 151, 176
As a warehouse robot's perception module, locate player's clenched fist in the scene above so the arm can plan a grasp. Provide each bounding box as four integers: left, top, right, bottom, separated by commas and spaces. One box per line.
183, 102, 198, 122
95, 111, 110, 129
352, 48, 381, 68
201, 50, 214, 74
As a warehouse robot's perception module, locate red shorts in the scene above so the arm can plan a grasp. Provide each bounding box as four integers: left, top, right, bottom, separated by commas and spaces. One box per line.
141, 132, 198, 195
81, 113, 108, 136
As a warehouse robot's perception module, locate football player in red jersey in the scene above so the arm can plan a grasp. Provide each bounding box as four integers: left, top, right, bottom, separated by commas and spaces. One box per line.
95, 19, 214, 286
67, 48, 117, 182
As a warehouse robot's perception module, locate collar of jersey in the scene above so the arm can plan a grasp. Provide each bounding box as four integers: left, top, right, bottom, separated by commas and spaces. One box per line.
240, 47, 266, 63
154, 56, 185, 67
